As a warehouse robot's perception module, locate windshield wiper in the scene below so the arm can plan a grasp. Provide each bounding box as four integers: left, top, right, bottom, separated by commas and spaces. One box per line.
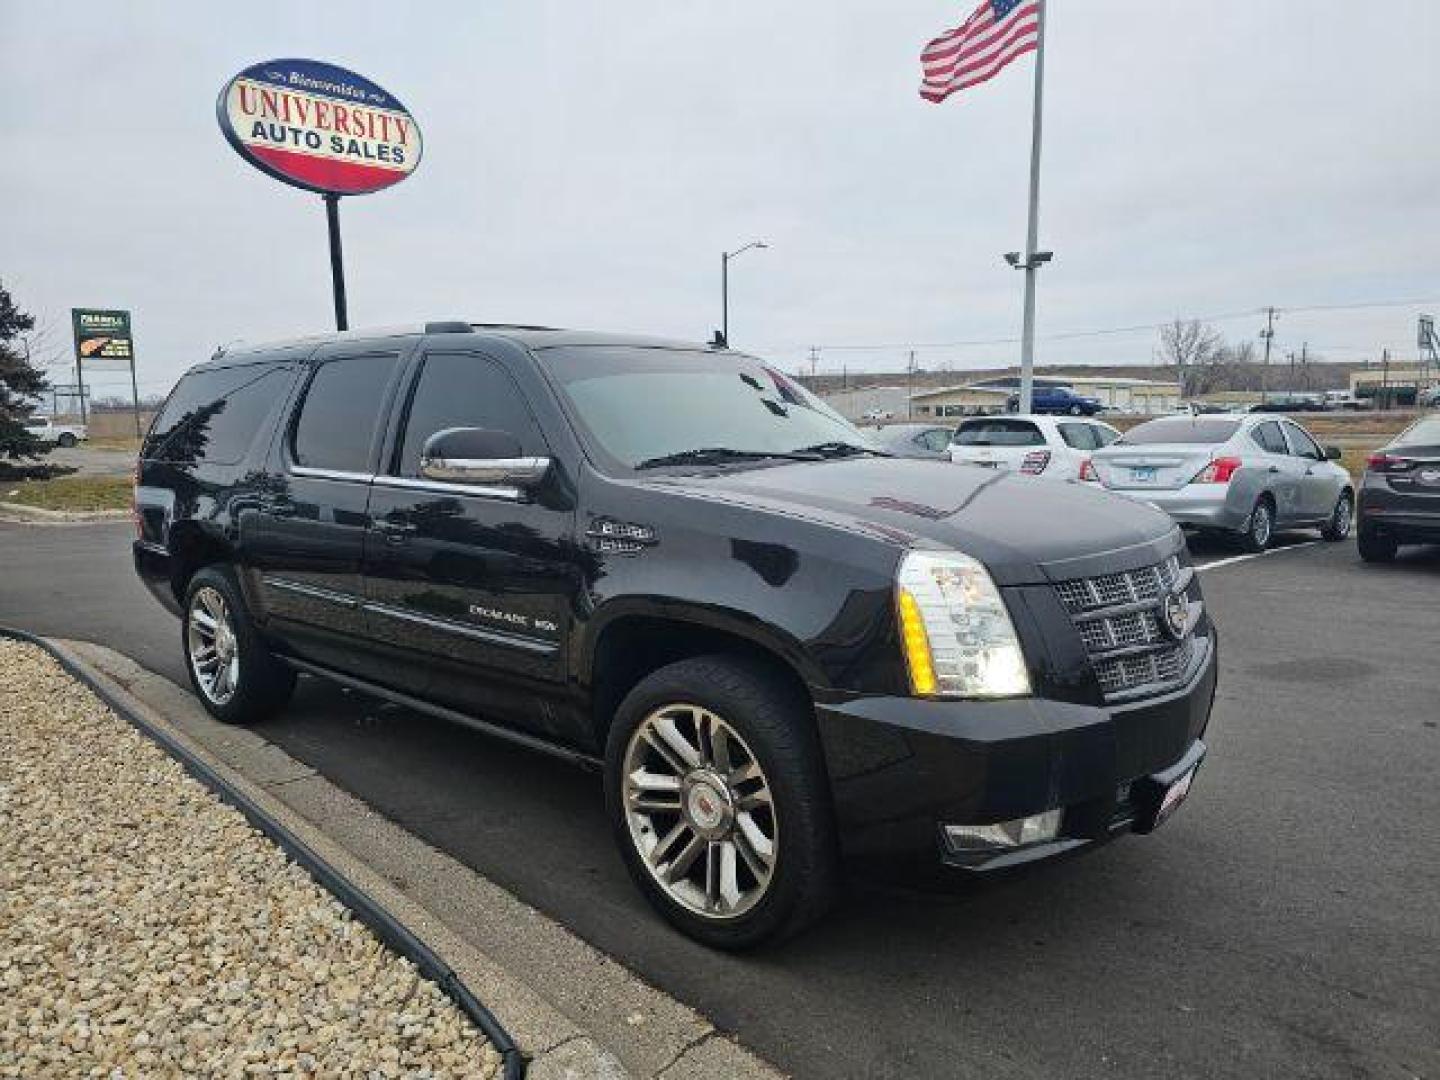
635, 447, 822, 470
793, 441, 891, 459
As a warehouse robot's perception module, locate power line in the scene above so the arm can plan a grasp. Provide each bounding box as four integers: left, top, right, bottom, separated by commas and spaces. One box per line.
796, 295, 1440, 354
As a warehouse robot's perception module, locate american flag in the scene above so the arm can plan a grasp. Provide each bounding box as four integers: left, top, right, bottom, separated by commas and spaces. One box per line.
920, 0, 1041, 104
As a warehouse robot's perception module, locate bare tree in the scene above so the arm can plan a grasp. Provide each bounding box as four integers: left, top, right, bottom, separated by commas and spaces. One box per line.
1157, 319, 1227, 396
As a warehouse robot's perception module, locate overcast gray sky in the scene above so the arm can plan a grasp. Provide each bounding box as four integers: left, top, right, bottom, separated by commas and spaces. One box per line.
3, 0, 1437, 397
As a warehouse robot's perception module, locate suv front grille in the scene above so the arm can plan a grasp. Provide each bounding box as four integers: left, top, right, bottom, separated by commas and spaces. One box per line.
1092, 636, 1195, 698
1054, 555, 1182, 614
1053, 554, 1198, 702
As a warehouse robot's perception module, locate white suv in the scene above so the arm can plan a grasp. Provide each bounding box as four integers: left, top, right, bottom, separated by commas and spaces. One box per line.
949, 415, 1120, 481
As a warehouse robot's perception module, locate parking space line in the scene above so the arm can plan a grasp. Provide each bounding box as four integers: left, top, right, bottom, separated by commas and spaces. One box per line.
1196, 541, 1320, 573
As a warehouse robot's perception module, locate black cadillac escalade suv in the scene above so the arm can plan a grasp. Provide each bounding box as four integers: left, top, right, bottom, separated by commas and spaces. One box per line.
134, 323, 1216, 948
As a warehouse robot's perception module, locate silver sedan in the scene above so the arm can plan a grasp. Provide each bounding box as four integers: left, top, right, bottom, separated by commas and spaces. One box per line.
1089, 414, 1354, 551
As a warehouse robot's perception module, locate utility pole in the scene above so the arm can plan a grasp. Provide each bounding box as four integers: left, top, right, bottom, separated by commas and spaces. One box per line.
807, 345, 819, 380
907, 350, 916, 419
1259, 306, 1278, 404
1382, 348, 1391, 410
1300, 342, 1309, 391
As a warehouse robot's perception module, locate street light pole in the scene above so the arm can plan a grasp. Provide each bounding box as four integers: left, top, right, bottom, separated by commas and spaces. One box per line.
719, 241, 767, 346
722, 251, 728, 345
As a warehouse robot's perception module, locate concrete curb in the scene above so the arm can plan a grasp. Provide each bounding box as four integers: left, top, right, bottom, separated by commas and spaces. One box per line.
47, 638, 785, 1080
0, 501, 129, 523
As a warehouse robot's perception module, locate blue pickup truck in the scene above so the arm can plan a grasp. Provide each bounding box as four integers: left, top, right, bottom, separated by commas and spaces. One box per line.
1007, 386, 1105, 416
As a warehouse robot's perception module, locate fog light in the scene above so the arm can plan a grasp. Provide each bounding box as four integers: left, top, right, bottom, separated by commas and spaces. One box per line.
944, 809, 1063, 853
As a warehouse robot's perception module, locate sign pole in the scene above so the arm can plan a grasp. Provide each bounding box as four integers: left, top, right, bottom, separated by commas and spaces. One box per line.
1017, 0, 1048, 416
73, 344, 88, 425
128, 351, 143, 438
324, 194, 349, 332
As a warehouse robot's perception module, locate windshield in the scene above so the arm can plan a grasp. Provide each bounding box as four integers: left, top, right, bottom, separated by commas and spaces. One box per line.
1119, 418, 1241, 446
535, 346, 878, 469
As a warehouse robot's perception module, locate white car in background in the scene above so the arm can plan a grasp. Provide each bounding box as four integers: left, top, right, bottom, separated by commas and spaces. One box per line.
21, 416, 87, 448
949, 415, 1121, 480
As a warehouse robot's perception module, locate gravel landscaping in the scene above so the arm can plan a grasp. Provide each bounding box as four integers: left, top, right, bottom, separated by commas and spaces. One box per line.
0, 639, 501, 1078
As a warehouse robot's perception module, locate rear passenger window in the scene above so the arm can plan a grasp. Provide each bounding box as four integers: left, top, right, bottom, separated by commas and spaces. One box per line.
145, 364, 288, 465
291, 354, 400, 473
1252, 421, 1288, 455
1058, 423, 1096, 451
394, 352, 547, 477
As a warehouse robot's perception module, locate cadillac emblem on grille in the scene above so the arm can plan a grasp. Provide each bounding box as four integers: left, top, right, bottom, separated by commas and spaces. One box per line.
1162, 591, 1189, 640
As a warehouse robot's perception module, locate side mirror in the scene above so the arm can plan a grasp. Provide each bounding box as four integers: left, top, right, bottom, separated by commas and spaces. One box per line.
1325, 445, 1343, 461
419, 427, 551, 488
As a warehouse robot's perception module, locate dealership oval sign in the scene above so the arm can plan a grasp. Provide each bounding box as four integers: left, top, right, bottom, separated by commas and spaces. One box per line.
218, 59, 421, 196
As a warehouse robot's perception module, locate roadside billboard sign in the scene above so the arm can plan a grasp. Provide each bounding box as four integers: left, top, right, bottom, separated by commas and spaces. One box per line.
71, 309, 133, 372
217, 59, 423, 197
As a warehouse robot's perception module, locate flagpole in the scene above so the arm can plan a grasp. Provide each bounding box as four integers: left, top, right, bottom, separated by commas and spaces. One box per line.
1017, 0, 1048, 415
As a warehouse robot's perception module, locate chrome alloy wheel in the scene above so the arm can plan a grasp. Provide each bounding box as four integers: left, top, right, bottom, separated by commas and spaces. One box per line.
187, 586, 240, 706
1251, 503, 1273, 548
622, 704, 777, 919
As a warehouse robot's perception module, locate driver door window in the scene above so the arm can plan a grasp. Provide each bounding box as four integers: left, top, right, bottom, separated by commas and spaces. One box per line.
1283, 423, 1323, 460
393, 352, 547, 477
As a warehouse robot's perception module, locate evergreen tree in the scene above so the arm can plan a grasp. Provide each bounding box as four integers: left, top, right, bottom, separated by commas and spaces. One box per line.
0, 280, 49, 461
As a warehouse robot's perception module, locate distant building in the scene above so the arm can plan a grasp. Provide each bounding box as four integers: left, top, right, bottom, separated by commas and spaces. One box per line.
909, 373, 1182, 417
1350, 367, 1438, 409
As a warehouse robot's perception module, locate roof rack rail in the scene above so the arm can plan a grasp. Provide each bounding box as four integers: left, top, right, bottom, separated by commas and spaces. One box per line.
424, 321, 476, 334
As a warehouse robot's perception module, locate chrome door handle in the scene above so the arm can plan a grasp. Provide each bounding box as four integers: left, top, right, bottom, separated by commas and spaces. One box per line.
374, 520, 417, 540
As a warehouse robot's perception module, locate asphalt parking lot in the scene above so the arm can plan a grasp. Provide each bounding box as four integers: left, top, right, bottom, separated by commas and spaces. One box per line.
0, 521, 1436, 1079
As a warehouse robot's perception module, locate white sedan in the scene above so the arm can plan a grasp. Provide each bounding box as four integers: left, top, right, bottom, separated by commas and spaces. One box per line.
949, 415, 1120, 481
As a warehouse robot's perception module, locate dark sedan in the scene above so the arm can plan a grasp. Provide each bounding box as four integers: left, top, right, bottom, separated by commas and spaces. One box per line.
1356, 414, 1440, 561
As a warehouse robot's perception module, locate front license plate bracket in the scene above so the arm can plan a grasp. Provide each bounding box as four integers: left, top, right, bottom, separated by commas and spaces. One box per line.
1130, 740, 1206, 834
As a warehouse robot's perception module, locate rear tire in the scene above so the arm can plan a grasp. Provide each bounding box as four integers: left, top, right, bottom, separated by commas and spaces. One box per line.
57, 432, 77, 448
1357, 525, 1398, 563
182, 566, 295, 724
1238, 497, 1274, 553
1320, 492, 1353, 542
604, 655, 839, 950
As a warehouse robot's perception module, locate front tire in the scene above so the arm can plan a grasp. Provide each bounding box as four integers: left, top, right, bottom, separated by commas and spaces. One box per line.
604, 655, 838, 950
57, 432, 77, 448
183, 566, 295, 724
1238, 497, 1274, 553
1320, 492, 1353, 542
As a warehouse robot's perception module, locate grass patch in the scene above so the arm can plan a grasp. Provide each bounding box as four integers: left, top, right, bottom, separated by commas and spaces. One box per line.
2, 475, 132, 512
86, 435, 143, 452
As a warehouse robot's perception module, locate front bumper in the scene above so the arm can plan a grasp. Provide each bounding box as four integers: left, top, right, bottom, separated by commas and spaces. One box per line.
814, 631, 1217, 881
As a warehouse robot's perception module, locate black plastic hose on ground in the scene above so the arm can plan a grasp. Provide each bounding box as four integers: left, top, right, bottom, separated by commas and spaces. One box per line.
0, 625, 526, 1080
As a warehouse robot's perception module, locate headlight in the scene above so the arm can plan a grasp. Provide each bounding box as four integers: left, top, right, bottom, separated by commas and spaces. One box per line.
895, 550, 1031, 699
